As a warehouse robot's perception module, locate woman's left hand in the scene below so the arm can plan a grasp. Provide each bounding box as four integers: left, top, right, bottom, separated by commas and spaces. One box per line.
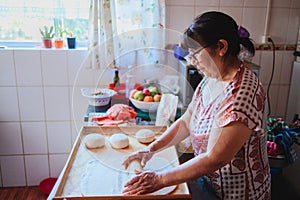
122, 170, 165, 195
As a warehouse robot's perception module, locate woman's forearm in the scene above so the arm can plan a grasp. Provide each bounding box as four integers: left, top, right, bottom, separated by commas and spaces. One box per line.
148, 117, 190, 153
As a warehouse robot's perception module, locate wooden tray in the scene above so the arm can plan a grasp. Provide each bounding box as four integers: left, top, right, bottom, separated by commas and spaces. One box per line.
52, 126, 191, 200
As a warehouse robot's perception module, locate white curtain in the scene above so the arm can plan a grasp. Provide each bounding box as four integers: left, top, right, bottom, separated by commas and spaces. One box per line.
87, 0, 166, 69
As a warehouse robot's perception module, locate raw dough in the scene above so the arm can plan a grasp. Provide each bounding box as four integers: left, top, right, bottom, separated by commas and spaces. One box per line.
135, 129, 155, 143
109, 133, 129, 149
127, 159, 143, 173
84, 133, 105, 149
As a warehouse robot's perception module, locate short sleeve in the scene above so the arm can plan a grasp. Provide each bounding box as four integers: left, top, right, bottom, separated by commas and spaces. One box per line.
216, 67, 266, 134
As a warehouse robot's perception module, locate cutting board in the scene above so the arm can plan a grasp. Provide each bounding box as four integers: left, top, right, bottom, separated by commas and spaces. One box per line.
52, 125, 191, 199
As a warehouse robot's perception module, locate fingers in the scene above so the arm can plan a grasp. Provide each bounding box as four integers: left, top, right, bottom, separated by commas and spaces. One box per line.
122, 154, 139, 169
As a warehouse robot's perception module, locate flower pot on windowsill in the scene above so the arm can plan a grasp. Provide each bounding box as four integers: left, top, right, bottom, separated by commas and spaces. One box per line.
54, 38, 64, 49
67, 37, 76, 49
42, 38, 53, 48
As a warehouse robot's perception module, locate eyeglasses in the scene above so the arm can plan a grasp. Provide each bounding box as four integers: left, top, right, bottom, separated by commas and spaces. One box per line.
184, 46, 206, 64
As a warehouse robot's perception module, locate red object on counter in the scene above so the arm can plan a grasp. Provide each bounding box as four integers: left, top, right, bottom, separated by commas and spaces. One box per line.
39, 177, 58, 195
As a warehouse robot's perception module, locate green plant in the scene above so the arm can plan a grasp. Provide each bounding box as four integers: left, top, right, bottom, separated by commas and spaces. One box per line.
39, 26, 55, 39
55, 25, 66, 38
65, 29, 75, 38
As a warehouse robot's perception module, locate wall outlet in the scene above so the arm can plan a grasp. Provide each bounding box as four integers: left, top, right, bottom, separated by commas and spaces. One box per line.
261, 35, 270, 44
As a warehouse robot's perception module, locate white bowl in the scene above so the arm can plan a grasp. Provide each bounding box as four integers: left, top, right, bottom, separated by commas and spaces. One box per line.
129, 97, 160, 112
81, 88, 117, 106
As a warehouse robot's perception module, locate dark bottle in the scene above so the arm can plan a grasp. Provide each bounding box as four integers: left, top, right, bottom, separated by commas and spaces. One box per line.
114, 70, 120, 87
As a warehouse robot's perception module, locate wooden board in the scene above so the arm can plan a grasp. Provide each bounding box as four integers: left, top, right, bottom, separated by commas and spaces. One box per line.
52, 126, 191, 200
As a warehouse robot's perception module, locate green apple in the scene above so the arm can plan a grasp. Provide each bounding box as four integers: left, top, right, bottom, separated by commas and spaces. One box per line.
148, 86, 158, 96
134, 91, 144, 101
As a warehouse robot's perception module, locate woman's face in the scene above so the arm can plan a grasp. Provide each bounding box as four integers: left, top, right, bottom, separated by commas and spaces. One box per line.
186, 47, 221, 79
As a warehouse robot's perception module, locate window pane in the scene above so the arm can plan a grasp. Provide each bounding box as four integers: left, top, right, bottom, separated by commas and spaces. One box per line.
0, 0, 88, 45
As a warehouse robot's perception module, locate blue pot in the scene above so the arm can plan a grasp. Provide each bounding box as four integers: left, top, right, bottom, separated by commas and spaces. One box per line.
67, 37, 76, 49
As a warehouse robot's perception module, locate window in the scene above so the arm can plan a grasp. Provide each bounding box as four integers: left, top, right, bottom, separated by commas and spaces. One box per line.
0, 0, 89, 47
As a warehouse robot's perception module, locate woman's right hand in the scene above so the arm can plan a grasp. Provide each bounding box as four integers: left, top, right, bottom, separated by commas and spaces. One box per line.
122, 147, 154, 169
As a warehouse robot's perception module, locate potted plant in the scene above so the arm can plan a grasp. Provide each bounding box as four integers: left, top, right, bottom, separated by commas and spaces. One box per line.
54, 25, 66, 49
39, 26, 55, 48
66, 30, 76, 49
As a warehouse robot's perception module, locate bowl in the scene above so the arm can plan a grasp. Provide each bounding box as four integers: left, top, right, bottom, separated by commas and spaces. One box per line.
129, 97, 160, 112
39, 177, 58, 195
81, 88, 117, 106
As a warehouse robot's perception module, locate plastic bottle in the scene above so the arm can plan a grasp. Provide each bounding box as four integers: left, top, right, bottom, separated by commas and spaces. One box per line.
125, 65, 134, 98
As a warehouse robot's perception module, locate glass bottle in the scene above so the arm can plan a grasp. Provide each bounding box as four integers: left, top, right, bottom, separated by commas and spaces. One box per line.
114, 70, 120, 87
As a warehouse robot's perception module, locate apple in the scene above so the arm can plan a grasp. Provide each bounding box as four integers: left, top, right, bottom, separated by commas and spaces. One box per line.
135, 84, 143, 91
133, 91, 144, 101
142, 88, 150, 96
153, 94, 161, 102
130, 89, 138, 99
148, 86, 158, 96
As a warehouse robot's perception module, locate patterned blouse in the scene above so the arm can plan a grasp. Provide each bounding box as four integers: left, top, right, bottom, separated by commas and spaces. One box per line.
186, 63, 271, 199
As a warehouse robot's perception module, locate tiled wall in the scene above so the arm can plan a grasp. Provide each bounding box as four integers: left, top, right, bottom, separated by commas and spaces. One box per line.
0, 0, 300, 187
166, 0, 300, 118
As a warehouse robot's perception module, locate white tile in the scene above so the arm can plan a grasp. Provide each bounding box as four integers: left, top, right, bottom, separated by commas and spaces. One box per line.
49, 154, 68, 177
268, 8, 290, 44
0, 87, 20, 121
195, 7, 220, 18
166, 0, 195, 6
14, 50, 42, 86
259, 51, 283, 85
272, 0, 291, 8
41, 50, 68, 86
25, 155, 49, 186
22, 122, 48, 154
0, 50, 16, 86
44, 87, 71, 121
1, 156, 26, 186
263, 84, 279, 117
277, 85, 290, 118
71, 120, 82, 145
244, 0, 267, 7
280, 51, 295, 84
70, 87, 87, 121
0, 122, 23, 155
219, 7, 243, 25
242, 7, 267, 43
18, 87, 45, 121
286, 9, 300, 44
220, 0, 244, 7
47, 121, 72, 154
67, 50, 89, 86
195, 0, 219, 6
166, 6, 195, 33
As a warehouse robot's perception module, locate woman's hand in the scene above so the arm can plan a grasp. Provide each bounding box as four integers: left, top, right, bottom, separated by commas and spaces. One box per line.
122, 171, 165, 195
122, 147, 154, 169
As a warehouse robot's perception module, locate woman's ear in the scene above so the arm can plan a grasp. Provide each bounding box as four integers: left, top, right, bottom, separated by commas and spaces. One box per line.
217, 39, 228, 57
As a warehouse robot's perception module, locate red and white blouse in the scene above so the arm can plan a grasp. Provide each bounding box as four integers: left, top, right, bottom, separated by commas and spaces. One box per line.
187, 63, 271, 199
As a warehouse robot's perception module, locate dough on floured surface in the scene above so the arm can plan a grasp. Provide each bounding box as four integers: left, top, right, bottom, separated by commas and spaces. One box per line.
135, 129, 155, 143
84, 133, 105, 149
109, 133, 129, 149
80, 157, 177, 196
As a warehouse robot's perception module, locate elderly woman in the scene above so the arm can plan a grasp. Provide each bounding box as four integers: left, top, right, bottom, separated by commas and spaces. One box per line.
122, 11, 271, 200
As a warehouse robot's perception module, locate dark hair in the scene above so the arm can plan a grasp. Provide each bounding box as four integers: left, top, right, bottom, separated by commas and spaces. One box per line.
183, 11, 255, 58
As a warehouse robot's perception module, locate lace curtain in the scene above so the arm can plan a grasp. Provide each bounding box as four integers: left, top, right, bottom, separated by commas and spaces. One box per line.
87, 0, 166, 69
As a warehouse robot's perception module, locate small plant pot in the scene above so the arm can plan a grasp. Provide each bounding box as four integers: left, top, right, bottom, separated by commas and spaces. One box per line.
54, 38, 64, 49
43, 39, 53, 48
67, 37, 76, 49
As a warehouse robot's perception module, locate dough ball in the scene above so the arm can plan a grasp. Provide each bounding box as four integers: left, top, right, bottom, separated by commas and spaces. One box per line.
84, 133, 105, 149
109, 133, 129, 149
136, 129, 155, 143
